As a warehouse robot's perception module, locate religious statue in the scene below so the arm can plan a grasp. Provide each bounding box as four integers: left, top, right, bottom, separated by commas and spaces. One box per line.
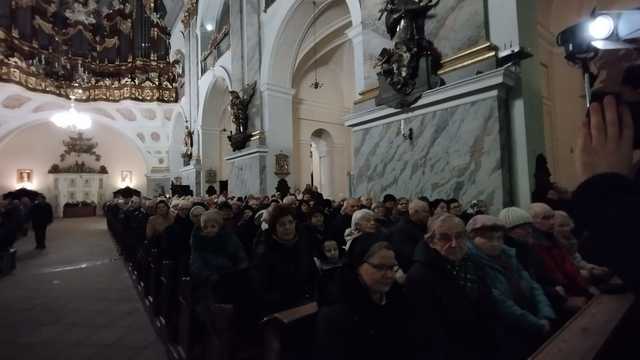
375, 0, 445, 109
227, 81, 257, 151
182, 125, 194, 165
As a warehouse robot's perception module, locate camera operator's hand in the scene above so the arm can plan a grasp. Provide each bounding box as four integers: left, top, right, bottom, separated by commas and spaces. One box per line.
577, 95, 634, 183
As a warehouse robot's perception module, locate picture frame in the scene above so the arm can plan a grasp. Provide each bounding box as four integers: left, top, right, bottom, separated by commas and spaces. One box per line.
16, 169, 33, 185
120, 170, 133, 186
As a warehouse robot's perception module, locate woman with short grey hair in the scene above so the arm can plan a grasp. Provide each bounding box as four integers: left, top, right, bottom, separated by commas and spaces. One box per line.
344, 209, 377, 250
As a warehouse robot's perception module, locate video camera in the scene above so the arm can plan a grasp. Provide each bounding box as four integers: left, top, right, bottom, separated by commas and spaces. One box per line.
557, 8, 640, 147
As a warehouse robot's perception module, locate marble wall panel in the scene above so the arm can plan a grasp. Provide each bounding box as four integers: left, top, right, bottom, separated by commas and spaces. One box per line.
228, 154, 267, 195
352, 97, 508, 214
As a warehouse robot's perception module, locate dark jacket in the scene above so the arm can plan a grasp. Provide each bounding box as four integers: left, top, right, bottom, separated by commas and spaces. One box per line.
504, 234, 536, 276
329, 214, 352, 247
314, 271, 411, 360
405, 242, 499, 360
253, 227, 319, 315
572, 173, 639, 289
31, 201, 53, 228
390, 218, 427, 272
163, 214, 193, 262
190, 229, 249, 287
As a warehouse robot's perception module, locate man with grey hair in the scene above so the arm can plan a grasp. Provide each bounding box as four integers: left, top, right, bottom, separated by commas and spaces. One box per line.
390, 199, 430, 272
329, 198, 361, 247
282, 195, 298, 208
406, 214, 498, 359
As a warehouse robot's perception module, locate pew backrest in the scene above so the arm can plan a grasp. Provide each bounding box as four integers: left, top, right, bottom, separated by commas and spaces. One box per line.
530, 293, 636, 360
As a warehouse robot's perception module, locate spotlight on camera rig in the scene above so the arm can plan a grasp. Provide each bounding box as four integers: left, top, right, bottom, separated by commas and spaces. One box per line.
556, 8, 640, 106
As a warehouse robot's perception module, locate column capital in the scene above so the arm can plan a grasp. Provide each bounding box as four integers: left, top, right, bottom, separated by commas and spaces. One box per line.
261, 82, 296, 98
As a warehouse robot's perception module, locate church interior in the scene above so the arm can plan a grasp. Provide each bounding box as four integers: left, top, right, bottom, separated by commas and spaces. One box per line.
0, 0, 639, 359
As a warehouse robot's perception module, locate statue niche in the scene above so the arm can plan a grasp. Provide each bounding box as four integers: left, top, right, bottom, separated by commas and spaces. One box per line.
227, 81, 256, 152
375, 0, 445, 109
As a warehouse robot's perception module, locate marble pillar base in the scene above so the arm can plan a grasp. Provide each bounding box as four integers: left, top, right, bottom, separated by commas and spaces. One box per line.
180, 159, 202, 196
347, 67, 517, 214
224, 147, 268, 196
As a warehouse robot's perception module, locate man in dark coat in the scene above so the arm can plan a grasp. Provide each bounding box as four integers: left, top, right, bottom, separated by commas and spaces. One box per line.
390, 199, 430, 273
328, 198, 360, 247
31, 195, 53, 250
405, 214, 499, 359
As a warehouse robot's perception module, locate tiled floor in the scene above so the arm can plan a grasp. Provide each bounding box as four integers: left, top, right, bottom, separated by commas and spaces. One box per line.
0, 217, 167, 360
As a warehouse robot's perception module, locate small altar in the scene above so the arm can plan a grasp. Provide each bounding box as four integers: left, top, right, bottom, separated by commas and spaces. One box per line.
52, 173, 106, 218
48, 133, 109, 218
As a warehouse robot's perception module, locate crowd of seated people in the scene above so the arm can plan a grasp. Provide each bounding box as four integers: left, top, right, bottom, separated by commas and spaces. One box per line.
104, 188, 627, 360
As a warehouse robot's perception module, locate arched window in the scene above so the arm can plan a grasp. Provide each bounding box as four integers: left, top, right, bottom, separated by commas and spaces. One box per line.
215, 0, 230, 59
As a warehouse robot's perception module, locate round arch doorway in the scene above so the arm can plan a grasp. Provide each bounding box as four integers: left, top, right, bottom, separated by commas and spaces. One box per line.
310, 129, 334, 197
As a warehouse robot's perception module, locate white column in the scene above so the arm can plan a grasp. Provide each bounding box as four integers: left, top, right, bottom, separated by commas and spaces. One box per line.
345, 24, 368, 96
262, 82, 296, 193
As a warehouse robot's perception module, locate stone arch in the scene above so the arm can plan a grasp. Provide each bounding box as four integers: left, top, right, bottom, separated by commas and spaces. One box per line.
263, 0, 361, 89
199, 75, 233, 188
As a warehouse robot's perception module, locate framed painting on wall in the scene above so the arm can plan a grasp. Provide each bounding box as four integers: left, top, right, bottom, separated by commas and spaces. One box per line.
120, 170, 133, 187
16, 169, 33, 186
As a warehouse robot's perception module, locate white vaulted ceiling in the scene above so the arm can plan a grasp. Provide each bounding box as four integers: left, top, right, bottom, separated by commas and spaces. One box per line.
0, 84, 179, 172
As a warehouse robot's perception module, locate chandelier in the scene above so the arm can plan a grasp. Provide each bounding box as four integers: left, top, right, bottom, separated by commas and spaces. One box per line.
50, 90, 92, 130
309, 0, 324, 90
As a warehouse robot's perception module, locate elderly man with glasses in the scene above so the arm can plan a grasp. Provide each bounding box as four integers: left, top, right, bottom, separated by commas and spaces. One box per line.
405, 214, 499, 359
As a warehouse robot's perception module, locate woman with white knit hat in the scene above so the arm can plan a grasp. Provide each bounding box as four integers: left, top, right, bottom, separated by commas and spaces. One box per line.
499, 207, 536, 275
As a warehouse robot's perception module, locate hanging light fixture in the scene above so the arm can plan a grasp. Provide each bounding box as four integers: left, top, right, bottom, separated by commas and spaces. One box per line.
309, 0, 324, 90
50, 88, 92, 130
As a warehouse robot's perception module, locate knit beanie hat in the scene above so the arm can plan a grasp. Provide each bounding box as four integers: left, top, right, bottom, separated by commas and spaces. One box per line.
498, 207, 533, 229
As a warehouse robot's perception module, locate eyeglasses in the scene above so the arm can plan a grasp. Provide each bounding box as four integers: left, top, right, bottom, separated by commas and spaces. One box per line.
366, 261, 399, 274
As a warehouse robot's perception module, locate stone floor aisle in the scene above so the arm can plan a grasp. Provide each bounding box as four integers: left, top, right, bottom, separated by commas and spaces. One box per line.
0, 217, 167, 360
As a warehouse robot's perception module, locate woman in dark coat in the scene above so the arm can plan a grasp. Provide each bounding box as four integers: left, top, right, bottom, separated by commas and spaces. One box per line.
314, 234, 411, 360
252, 205, 319, 315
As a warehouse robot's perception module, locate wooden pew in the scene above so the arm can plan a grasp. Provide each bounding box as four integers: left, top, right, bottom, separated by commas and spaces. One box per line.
159, 260, 178, 342
262, 302, 319, 360
170, 276, 194, 360
146, 248, 162, 316
530, 293, 636, 360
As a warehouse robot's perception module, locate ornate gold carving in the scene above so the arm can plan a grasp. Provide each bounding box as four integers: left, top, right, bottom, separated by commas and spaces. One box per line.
0, 60, 177, 103
181, 0, 199, 29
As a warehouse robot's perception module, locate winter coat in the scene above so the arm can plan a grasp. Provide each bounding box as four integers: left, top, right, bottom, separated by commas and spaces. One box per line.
405, 242, 499, 360
329, 214, 352, 247
252, 227, 319, 315
314, 271, 411, 360
504, 234, 537, 276
190, 229, 249, 287
163, 214, 193, 262
530, 229, 589, 298
390, 218, 427, 272
31, 201, 53, 228
572, 173, 639, 289
468, 244, 555, 335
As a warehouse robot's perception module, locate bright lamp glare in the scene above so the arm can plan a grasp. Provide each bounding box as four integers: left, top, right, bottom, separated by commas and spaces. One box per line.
205, 23, 214, 31
589, 15, 615, 40
50, 105, 92, 130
